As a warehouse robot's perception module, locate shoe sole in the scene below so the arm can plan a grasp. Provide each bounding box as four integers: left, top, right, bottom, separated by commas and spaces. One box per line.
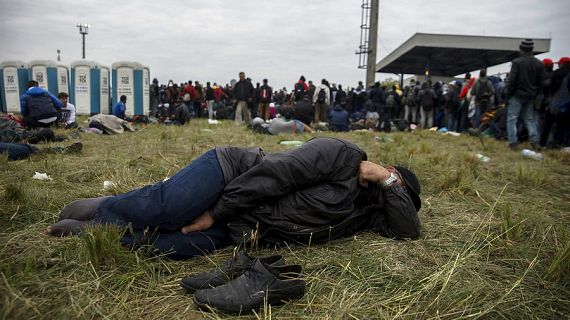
193, 287, 305, 314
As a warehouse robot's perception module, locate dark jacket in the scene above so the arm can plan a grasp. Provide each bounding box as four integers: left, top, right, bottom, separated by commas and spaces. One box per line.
233, 80, 255, 102
328, 104, 350, 132
293, 100, 314, 125
505, 52, 545, 99
20, 87, 62, 120
213, 137, 420, 245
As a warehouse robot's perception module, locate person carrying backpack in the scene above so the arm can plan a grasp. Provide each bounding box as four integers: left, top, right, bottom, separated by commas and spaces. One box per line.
418, 82, 436, 128
469, 68, 495, 128
293, 76, 309, 102
312, 79, 331, 123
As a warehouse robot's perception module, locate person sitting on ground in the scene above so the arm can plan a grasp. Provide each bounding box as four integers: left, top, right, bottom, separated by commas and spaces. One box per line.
292, 95, 314, 126
328, 102, 350, 132
20, 80, 63, 129
58, 92, 78, 129
112, 95, 129, 120
46, 137, 422, 260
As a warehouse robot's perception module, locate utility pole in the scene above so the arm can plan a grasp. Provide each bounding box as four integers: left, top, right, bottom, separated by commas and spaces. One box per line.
77, 23, 90, 59
366, 0, 379, 89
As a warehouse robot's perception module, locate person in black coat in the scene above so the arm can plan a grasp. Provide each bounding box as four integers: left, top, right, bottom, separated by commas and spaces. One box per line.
47, 137, 422, 259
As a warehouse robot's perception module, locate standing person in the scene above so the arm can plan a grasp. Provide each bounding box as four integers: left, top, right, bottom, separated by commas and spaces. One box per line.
258, 79, 272, 121
112, 95, 128, 120
20, 80, 63, 128
194, 81, 204, 118
233, 72, 255, 125
205, 82, 215, 120
505, 39, 545, 150
151, 78, 159, 117
470, 69, 495, 128
180, 81, 196, 113
313, 79, 331, 123
47, 137, 422, 260
418, 82, 436, 129
293, 76, 309, 102
542, 57, 570, 148
445, 81, 461, 132
404, 81, 419, 124
57, 92, 78, 129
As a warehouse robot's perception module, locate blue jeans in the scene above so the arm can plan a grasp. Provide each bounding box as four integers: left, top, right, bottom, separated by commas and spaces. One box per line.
507, 96, 539, 145
95, 149, 228, 259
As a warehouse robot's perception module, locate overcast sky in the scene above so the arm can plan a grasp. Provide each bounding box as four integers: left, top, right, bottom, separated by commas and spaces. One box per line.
1, 0, 568, 90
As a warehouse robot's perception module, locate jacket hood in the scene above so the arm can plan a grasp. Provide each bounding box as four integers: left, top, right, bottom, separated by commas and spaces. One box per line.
25, 86, 49, 96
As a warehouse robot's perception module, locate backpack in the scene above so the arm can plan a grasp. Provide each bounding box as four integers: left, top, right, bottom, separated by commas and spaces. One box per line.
317, 88, 327, 103
406, 90, 417, 107
420, 89, 434, 111
550, 74, 570, 115
476, 79, 493, 102
294, 83, 305, 101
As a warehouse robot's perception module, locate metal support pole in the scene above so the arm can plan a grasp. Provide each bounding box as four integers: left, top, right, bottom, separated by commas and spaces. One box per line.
366, 0, 379, 88
82, 33, 86, 59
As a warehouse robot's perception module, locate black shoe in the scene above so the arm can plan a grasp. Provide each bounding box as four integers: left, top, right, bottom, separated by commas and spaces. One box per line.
509, 142, 518, 151
181, 251, 284, 293
193, 259, 305, 314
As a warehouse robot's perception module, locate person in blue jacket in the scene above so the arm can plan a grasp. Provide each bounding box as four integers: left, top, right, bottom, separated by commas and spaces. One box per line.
112, 95, 128, 119
20, 80, 63, 128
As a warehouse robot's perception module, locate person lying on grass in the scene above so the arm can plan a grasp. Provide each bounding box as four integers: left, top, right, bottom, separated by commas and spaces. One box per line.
47, 137, 421, 259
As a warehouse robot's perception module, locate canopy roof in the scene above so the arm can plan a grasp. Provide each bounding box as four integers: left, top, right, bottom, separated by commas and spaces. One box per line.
376, 33, 551, 76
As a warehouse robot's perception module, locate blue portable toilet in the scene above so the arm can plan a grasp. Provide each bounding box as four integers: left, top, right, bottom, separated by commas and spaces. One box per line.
0, 61, 29, 113
28, 60, 62, 94
112, 61, 149, 116
70, 60, 110, 115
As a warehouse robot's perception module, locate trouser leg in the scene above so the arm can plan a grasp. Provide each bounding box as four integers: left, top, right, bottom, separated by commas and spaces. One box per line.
94, 149, 225, 232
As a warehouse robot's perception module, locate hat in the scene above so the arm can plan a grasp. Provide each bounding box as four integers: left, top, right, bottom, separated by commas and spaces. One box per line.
394, 166, 421, 211
558, 57, 570, 66
542, 58, 554, 67
519, 39, 534, 52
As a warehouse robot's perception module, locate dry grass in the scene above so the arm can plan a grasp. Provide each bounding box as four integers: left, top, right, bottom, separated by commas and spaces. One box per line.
1, 118, 569, 319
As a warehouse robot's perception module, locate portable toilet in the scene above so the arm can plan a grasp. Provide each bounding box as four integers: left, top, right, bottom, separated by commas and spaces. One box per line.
100, 65, 111, 114
112, 61, 149, 116
70, 60, 110, 115
28, 60, 62, 94
0, 61, 29, 113
141, 64, 150, 115
56, 64, 70, 95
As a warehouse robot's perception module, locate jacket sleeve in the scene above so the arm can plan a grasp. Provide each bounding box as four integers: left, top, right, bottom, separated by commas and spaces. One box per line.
20, 95, 28, 116
371, 184, 421, 239
210, 139, 363, 221
50, 92, 63, 109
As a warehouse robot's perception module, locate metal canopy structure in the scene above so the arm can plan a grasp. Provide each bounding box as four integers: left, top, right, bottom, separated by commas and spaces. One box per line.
376, 33, 551, 76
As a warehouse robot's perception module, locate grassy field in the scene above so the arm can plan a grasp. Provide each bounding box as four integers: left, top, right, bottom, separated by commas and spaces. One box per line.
1, 118, 569, 319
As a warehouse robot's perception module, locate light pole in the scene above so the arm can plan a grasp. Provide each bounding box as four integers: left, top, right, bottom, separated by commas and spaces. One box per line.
76, 23, 90, 59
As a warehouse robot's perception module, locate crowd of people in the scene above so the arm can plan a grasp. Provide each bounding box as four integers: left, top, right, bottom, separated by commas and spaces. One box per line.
146, 40, 568, 149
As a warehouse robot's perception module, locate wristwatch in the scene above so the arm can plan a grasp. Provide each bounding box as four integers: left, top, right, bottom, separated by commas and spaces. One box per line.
381, 172, 398, 187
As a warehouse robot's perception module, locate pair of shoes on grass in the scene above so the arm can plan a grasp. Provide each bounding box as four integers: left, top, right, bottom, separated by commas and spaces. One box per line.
181, 251, 305, 314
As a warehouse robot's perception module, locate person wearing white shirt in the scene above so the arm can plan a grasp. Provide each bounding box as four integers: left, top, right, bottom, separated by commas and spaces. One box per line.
58, 92, 78, 129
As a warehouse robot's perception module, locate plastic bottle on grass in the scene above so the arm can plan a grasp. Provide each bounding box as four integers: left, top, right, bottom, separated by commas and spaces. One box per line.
521, 149, 543, 160
475, 153, 490, 162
